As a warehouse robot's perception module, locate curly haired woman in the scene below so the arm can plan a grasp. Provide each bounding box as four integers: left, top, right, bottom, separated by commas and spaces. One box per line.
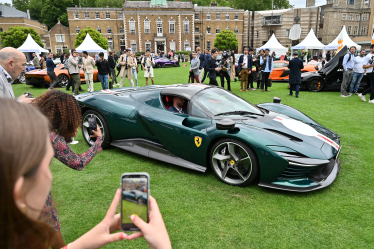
34, 90, 103, 249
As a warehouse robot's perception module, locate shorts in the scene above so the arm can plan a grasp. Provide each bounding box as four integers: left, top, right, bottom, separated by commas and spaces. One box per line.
144, 68, 154, 78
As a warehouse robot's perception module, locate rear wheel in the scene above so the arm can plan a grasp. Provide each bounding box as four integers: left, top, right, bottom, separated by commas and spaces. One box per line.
174, 62, 180, 67
138, 198, 145, 205
307, 78, 324, 92
156, 62, 161, 68
18, 72, 26, 83
82, 110, 112, 149
57, 74, 69, 87
210, 139, 259, 186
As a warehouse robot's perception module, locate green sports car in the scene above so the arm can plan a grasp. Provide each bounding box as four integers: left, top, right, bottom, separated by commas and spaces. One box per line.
76, 84, 341, 192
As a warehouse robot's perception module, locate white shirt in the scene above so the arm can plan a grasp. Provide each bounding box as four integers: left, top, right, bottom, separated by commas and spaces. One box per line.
242, 55, 248, 68
0, 65, 13, 84
354, 56, 366, 74
364, 53, 374, 73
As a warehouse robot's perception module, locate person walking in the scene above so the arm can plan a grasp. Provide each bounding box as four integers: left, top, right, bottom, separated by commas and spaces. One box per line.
119, 49, 135, 87
288, 51, 304, 98
229, 51, 236, 82
201, 49, 212, 83
189, 51, 200, 83
341, 46, 356, 97
141, 50, 155, 86
108, 51, 118, 88
255, 49, 265, 89
196, 47, 205, 82
359, 44, 374, 103
69, 49, 81, 95
96, 52, 111, 90
260, 48, 273, 92
131, 53, 139, 87
237, 47, 252, 92
349, 49, 366, 95
46, 52, 60, 90
82, 51, 95, 92
32, 53, 40, 69
205, 48, 221, 86
219, 52, 231, 91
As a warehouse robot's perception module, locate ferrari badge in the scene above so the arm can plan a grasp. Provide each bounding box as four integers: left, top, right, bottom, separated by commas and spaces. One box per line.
195, 136, 202, 147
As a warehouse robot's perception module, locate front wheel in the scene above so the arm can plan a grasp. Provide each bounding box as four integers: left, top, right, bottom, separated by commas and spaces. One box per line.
210, 139, 259, 186
174, 62, 180, 67
156, 63, 161, 68
82, 110, 112, 149
18, 72, 26, 83
57, 74, 69, 87
306, 78, 324, 92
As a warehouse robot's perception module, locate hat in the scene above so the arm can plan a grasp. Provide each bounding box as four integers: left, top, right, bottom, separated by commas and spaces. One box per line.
293, 51, 299, 56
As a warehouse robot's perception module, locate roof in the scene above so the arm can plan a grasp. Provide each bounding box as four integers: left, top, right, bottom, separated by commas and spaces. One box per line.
0, 4, 28, 18
75, 33, 106, 52
161, 84, 212, 100
17, 33, 49, 53
256, 34, 288, 55
292, 29, 326, 50
324, 26, 361, 50
194, 6, 238, 11
123, 1, 193, 8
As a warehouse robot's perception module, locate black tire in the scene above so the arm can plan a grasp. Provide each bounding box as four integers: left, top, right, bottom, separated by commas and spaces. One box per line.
138, 198, 145, 205
156, 63, 161, 68
306, 78, 325, 92
18, 72, 26, 83
57, 74, 69, 88
210, 138, 259, 186
174, 62, 180, 67
82, 110, 112, 149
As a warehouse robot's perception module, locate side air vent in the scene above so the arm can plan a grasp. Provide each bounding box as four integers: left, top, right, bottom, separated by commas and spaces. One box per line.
265, 129, 303, 142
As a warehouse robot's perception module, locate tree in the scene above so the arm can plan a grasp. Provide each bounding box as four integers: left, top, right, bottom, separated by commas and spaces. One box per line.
232, 0, 292, 11
11, 0, 29, 12
214, 30, 238, 51
95, 0, 122, 7
0, 2, 12, 7
0, 26, 44, 48
74, 26, 108, 49
28, 0, 44, 24
41, 0, 73, 29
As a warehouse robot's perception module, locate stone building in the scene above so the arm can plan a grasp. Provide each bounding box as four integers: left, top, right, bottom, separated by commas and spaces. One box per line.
67, 0, 247, 53
48, 20, 72, 54
0, 4, 50, 49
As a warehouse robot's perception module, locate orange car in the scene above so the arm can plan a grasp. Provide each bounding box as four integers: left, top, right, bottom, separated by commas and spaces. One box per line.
265, 60, 317, 81
25, 65, 99, 88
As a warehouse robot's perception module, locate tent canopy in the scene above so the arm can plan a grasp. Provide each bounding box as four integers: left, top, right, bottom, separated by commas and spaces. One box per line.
75, 33, 106, 52
291, 29, 325, 50
256, 34, 288, 56
324, 26, 361, 50
17, 34, 49, 53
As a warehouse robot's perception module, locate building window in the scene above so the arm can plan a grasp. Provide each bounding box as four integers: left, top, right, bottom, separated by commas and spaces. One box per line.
362, 14, 369, 21
97, 27, 101, 33
364, 0, 369, 4
184, 19, 189, 34
216, 13, 220, 20
347, 0, 354, 4
195, 27, 199, 33
129, 19, 136, 34
257, 31, 259, 38
342, 14, 346, 20
225, 14, 229, 20
95, 12, 100, 19
56, 47, 62, 54
107, 27, 112, 34
347, 26, 352, 34
55, 34, 65, 43
145, 42, 151, 51
184, 41, 190, 50
0, 28, 3, 32
195, 13, 199, 19
207, 27, 211, 34
108, 38, 113, 50
157, 18, 163, 35
206, 14, 211, 20
75, 27, 80, 34
74, 12, 79, 19
349, 14, 353, 21
264, 16, 281, 25
195, 36, 199, 41
120, 27, 124, 34
120, 35, 125, 40
207, 41, 211, 50
216, 27, 220, 33
106, 12, 110, 19
361, 26, 367, 35
235, 14, 239, 20
286, 29, 289, 37
225, 26, 229, 30
234, 27, 239, 34
131, 42, 137, 53
170, 41, 176, 51
353, 26, 358, 35
144, 18, 150, 33
84, 12, 89, 19
169, 18, 175, 34
355, 14, 360, 21
118, 12, 123, 19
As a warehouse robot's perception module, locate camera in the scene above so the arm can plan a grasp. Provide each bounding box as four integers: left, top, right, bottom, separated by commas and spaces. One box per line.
222, 51, 228, 60
24, 92, 34, 98
147, 66, 150, 72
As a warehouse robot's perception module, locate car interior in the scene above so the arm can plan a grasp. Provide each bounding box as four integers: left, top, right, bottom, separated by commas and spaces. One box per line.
161, 95, 189, 113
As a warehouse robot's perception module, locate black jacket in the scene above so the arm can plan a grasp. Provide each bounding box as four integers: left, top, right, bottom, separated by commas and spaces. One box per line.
198, 53, 205, 69
205, 57, 218, 78
237, 54, 253, 72
288, 57, 304, 85
108, 55, 115, 69
96, 59, 111, 75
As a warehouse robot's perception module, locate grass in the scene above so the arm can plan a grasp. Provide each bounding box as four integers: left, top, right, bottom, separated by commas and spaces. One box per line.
12, 64, 374, 248
121, 200, 148, 224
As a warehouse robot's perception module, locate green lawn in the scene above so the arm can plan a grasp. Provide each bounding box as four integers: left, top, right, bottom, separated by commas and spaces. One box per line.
12, 64, 374, 248
121, 200, 148, 224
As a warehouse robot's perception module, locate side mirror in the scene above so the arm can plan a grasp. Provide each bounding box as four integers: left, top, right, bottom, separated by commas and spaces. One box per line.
273, 97, 281, 103
216, 119, 236, 130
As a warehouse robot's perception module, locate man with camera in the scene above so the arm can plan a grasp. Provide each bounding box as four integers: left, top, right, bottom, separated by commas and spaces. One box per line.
119, 49, 135, 88
218, 51, 231, 91
196, 47, 205, 82
237, 47, 253, 92
141, 50, 155, 86
260, 48, 273, 92
205, 48, 221, 86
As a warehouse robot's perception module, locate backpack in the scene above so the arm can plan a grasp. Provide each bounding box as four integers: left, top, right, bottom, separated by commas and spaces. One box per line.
116, 56, 124, 72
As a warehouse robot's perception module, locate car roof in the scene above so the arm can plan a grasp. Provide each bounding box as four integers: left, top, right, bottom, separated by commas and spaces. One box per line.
160, 84, 213, 100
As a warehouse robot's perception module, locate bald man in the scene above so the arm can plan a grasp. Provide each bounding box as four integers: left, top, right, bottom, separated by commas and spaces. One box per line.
0, 47, 34, 103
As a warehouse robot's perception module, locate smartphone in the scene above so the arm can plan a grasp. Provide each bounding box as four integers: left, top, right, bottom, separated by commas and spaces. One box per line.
88, 117, 97, 133
121, 173, 150, 231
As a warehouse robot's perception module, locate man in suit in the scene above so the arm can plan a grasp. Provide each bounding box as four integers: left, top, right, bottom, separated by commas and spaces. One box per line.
82, 51, 96, 92
219, 51, 231, 91
108, 51, 118, 88
196, 47, 205, 82
0, 47, 34, 103
205, 48, 221, 86
260, 48, 273, 92
237, 47, 253, 92
189, 51, 200, 83
288, 51, 304, 98
119, 49, 135, 87
201, 49, 212, 83
168, 96, 188, 114
32, 53, 40, 69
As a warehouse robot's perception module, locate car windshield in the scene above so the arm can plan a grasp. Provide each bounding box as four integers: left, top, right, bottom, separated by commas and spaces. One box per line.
193, 88, 263, 116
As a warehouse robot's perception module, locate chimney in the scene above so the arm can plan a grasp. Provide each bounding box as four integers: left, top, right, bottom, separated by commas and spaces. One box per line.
26, 9, 30, 19
58, 20, 60, 24
231, 4, 234, 8
210, 2, 217, 7
306, 0, 315, 7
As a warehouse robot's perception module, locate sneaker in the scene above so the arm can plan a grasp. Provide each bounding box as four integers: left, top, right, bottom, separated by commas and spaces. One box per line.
90, 89, 94, 92
265, 89, 270, 92
369, 99, 374, 104
347, 93, 352, 97
251, 88, 256, 90
288, 93, 293, 96
340, 94, 349, 97
296, 95, 299, 98
354, 92, 359, 95
261, 90, 264, 92
48, 88, 53, 91
358, 93, 366, 101
73, 93, 79, 96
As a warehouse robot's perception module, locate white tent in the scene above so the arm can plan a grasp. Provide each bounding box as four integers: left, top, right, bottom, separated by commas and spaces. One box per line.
324, 26, 361, 50
291, 29, 325, 50
17, 34, 49, 53
75, 33, 106, 52
256, 34, 288, 56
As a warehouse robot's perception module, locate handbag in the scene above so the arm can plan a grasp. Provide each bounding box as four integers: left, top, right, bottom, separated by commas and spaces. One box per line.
267, 79, 272, 87
116, 56, 124, 72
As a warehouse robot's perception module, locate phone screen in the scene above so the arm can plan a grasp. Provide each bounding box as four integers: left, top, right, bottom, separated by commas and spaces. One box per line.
121, 173, 149, 231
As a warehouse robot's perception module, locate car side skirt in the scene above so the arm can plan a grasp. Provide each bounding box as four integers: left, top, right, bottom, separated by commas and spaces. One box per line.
111, 138, 207, 172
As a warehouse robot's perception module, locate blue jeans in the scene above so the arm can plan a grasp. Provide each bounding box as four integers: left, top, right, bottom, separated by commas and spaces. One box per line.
132, 68, 138, 86
349, 72, 364, 93
99, 74, 108, 90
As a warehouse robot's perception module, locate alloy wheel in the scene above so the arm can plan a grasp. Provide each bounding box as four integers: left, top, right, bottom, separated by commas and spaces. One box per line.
58, 74, 69, 87
82, 113, 105, 146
